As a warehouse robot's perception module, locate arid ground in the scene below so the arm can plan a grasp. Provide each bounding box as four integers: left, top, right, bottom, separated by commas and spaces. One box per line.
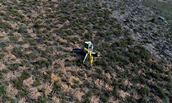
0, 0, 171, 103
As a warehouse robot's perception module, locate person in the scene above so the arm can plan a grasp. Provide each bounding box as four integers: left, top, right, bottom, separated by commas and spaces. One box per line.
73, 41, 99, 66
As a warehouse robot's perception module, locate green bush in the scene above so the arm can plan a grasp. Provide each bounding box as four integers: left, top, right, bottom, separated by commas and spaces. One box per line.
0, 84, 5, 96
13, 71, 30, 89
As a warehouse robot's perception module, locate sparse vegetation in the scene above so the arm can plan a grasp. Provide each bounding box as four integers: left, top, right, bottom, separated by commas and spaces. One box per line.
0, 84, 5, 96
143, 0, 172, 43
0, 0, 171, 102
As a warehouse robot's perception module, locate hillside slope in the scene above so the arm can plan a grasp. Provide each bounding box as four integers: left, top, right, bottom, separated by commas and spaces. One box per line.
0, 0, 171, 103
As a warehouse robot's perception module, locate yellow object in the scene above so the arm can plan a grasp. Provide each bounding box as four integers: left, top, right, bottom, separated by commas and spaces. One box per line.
84, 48, 93, 65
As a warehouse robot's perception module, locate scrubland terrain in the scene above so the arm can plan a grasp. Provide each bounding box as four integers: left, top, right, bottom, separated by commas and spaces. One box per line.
0, 0, 171, 103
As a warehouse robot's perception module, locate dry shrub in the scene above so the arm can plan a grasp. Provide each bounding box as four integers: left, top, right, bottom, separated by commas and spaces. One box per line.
0, 62, 6, 71
59, 61, 66, 74
57, 36, 68, 44
104, 84, 113, 92
37, 44, 47, 51
21, 43, 30, 49
6, 84, 18, 98
0, 31, 7, 38
43, 83, 53, 96
61, 83, 72, 93
3, 52, 16, 62
73, 90, 85, 102
69, 76, 82, 86
105, 73, 112, 80
52, 60, 66, 74
95, 79, 113, 91
23, 77, 34, 88
51, 73, 61, 83
94, 79, 104, 89
118, 90, 130, 99
52, 96, 61, 103
123, 79, 133, 87
90, 95, 100, 103
4, 44, 14, 52
4, 71, 19, 81
18, 97, 27, 103
28, 87, 42, 100
108, 97, 120, 103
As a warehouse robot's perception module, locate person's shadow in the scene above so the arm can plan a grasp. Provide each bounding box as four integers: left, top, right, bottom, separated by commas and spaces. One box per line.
72, 48, 92, 68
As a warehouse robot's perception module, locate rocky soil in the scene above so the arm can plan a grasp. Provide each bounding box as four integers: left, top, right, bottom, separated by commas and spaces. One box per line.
0, 0, 171, 103
102, 0, 172, 63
